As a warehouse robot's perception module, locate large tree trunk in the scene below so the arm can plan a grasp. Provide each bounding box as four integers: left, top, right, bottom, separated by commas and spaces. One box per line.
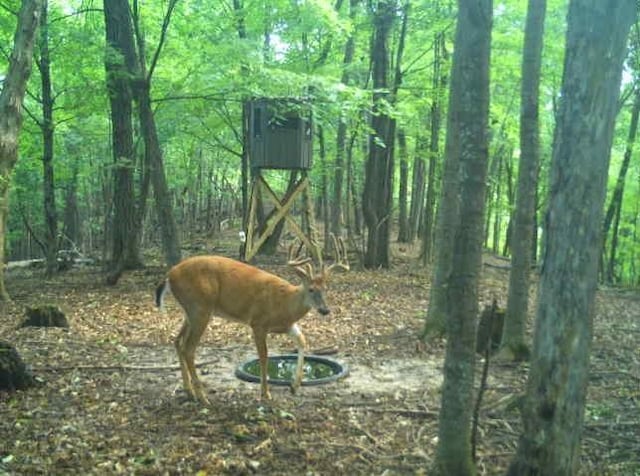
508, 0, 635, 473
433, 1, 492, 474
0, 0, 43, 302
502, 0, 546, 361
362, 1, 396, 269
103, 0, 143, 284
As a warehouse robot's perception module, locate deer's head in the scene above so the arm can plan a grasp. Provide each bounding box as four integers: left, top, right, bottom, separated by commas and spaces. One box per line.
288, 234, 349, 316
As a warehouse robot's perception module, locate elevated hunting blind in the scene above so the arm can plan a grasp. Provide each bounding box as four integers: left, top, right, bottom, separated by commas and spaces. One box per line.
242, 98, 318, 262
248, 98, 313, 170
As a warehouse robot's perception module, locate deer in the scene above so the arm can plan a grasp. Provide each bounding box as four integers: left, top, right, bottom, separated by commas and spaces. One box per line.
155, 237, 348, 404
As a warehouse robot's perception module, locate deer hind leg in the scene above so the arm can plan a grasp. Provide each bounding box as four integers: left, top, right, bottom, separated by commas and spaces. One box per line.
251, 327, 271, 400
288, 324, 307, 395
174, 318, 194, 398
182, 310, 212, 405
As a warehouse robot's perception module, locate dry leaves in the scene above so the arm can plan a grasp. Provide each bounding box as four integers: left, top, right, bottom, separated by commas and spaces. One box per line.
0, 244, 638, 475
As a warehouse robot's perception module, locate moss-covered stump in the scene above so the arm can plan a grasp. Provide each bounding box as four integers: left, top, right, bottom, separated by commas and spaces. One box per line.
20, 305, 68, 328
0, 341, 36, 391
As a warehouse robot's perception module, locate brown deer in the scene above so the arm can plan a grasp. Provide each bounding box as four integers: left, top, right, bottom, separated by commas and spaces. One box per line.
155, 238, 348, 404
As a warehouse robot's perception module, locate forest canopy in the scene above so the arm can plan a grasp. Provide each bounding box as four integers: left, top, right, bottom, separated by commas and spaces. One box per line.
0, 0, 638, 285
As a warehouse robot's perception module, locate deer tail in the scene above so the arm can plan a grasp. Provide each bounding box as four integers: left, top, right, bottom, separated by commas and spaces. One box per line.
155, 279, 170, 311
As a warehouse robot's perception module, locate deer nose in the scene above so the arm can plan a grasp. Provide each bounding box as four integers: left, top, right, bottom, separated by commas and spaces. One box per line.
318, 307, 330, 316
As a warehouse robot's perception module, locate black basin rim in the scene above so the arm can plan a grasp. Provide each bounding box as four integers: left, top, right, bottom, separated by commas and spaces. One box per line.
235, 353, 349, 387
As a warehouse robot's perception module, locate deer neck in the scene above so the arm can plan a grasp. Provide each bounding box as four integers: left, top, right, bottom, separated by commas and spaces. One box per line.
286, 284, 311, 322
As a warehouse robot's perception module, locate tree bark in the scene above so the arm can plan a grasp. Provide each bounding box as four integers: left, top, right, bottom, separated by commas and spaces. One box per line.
0, 0, 43, 302
502, 0, 546, 361
433, 1, 492, 474
508, 0, 635, 473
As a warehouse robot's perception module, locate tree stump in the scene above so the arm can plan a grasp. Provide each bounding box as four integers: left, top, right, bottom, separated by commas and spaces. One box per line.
0, 341, 35, 391
20, 305, 69, 328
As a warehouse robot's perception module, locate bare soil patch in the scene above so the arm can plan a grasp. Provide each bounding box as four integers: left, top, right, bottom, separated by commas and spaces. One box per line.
1, 246, 638, 475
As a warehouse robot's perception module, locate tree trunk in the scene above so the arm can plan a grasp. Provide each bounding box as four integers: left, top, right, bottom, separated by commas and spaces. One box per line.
408, 135, 426, 243
502, 150, 515, 256
607, 197, 623, 282
508, 1, 635, 473
502, 0, 546, 361
397, 129, 410, 242
240, 101, 249, 257
332, 0, 359, 236
433, 1, 492, 474
423, 30, 446, 264
131, 1, 181, 266
103, 0, 143, 284
602, 88, 639, 283
62, 162, 81, 249
0, 0, 43, 302
346, 131, 361, 238
234, 0, 250, 259
319, 126, 330, 246
421, 83, 441, 265
38, 1, 58, 278
362, 1, 396, 269
423, 28, 459, 337
491, 152, 503, 253
137, 85, 181, 266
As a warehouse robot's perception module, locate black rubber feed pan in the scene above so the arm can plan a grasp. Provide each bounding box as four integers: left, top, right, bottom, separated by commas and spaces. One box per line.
235, 354, 349, 386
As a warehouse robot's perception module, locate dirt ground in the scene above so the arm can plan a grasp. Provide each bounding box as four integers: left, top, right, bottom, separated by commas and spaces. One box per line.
0, 243, 638, 475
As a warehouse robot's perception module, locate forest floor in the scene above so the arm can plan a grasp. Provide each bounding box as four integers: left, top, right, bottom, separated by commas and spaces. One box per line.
0, 237, 639, 475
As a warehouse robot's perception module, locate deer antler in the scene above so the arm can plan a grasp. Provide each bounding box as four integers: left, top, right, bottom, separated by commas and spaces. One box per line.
287, 239, 316, 280
325, 234, 349, 274
287, 235, 348, 276
287, 240, 312, 267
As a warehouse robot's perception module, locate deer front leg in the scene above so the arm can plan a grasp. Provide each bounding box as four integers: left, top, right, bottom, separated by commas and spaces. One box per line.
252, 327, 272, 400
288, 324, 307, 395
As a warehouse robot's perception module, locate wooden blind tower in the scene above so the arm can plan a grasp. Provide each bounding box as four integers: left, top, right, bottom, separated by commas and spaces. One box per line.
242, 98, 318, 262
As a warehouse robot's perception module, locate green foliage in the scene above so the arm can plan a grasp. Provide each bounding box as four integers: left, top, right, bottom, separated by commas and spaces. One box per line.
1, 0, 637, 284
